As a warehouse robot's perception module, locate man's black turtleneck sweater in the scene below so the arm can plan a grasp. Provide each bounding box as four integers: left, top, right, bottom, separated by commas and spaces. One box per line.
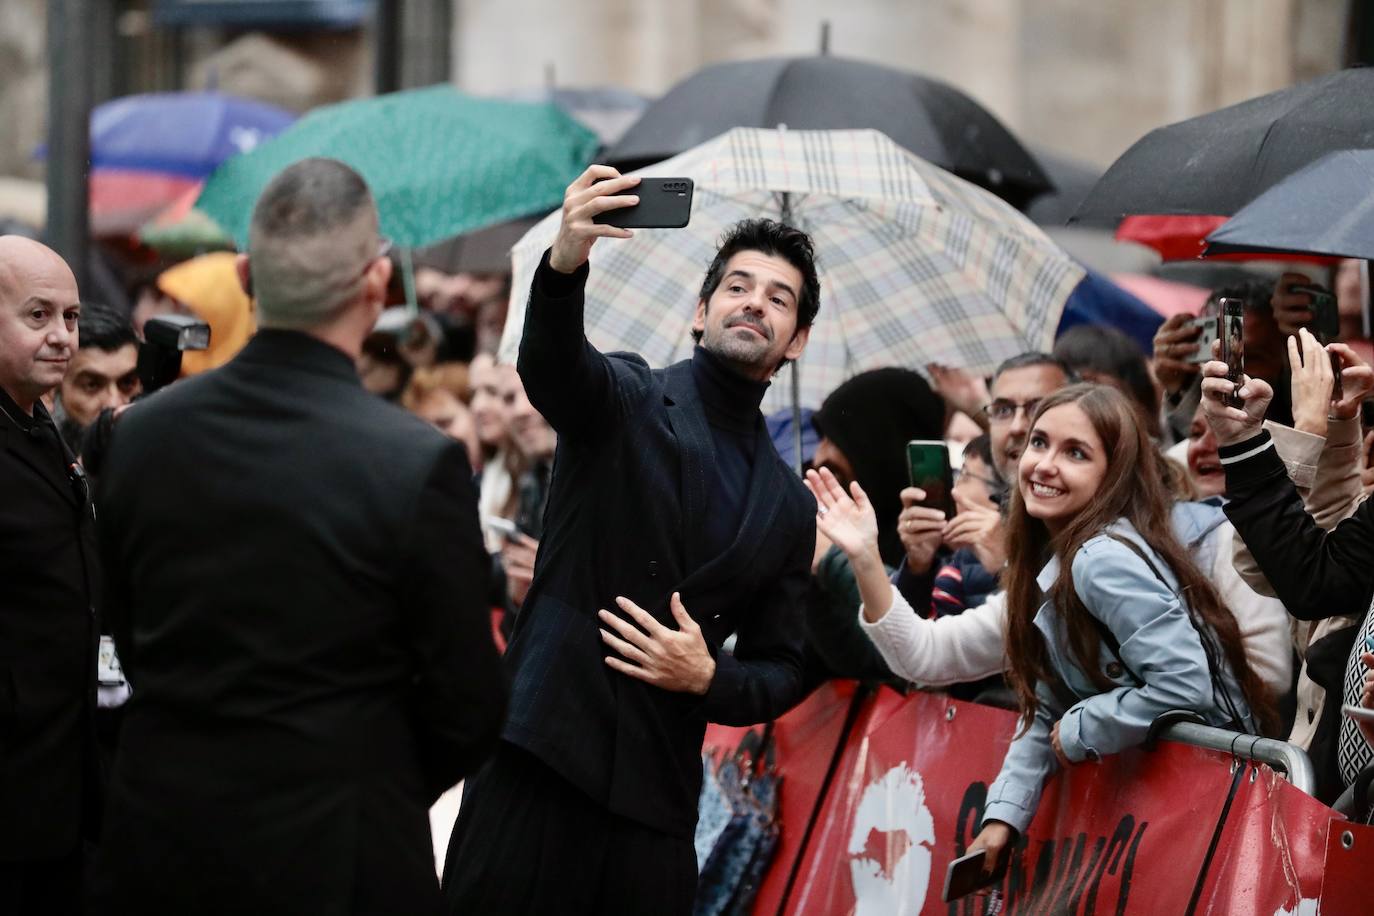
691, 345, 769, 560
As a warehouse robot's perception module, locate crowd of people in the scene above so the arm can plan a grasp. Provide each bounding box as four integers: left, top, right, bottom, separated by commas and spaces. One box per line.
4, 151, 1374, 915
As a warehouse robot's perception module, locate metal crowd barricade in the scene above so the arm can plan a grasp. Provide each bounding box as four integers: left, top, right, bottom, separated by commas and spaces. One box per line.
1157, 719, 1317, 796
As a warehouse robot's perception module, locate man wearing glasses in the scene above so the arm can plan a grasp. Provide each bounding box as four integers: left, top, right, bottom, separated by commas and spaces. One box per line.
90, 159, 505, 915
980, 352, 1075, 490
0, 235, 99, 915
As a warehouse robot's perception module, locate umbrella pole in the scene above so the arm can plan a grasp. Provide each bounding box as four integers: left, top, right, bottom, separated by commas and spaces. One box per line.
791, 360, 803, 477
776, 187, 805, 477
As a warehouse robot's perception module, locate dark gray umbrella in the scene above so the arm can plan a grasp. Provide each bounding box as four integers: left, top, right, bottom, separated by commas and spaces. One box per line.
602, 55, 1052, 209
1204, 149, 1374, 260
1073, 67, 1374, 226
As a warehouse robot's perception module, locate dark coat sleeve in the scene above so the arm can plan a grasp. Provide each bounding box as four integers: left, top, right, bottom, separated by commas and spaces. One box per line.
1222, 430, 1374, 621
398, 442, 507, 798
697, 511, 813, 725
516, 249, 646, 441
803, 546, 896, 681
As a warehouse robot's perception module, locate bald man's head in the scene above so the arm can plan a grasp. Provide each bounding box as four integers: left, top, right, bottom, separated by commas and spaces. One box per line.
0, 236, 80, 413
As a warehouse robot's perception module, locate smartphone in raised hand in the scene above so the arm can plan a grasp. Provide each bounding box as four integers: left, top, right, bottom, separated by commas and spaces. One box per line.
592, 177, 694, 229
1218, 298, 1245, 410
906, 440, 955, 518
1290, 284, 1344, 400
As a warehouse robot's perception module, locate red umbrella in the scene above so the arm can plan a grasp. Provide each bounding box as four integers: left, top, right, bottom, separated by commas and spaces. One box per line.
1108, 273, 1209, 318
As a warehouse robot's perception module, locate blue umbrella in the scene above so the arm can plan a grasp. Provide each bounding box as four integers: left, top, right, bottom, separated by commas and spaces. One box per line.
1055, 269, 1164, 355
87, 91, 297, 178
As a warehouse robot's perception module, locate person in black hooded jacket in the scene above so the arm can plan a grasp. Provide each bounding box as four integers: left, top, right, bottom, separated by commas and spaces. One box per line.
805, 367, 948, 681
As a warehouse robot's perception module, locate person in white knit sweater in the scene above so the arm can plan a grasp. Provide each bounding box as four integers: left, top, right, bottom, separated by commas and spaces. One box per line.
805, 383, 1281, 877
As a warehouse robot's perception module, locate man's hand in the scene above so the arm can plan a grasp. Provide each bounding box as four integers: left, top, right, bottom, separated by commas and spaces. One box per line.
1288, 328, 1334, 436
598, 592, 715, 695
1328, 342, 1374, 421
897, 486, 946, 575
1200, 360, 1274, 446
501, 534, 539, 606
943, 491, 1005, 572
549, 165, 641, 274
1272, 272, 1317, 337
1151, 312, 1202, 396
926, 362, 991, 422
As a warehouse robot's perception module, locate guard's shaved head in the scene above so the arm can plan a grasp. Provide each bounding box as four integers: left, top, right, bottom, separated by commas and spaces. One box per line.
0, 236, 80, 412
0, 236, 77, 305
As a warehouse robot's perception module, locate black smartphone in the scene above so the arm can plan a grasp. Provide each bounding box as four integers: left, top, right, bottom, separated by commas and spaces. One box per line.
592, 177, 694, 229
1290, 284, 1344, 400
943, 849, 992, 901
1218, 298, 1245, 410
906, 440, 955, 517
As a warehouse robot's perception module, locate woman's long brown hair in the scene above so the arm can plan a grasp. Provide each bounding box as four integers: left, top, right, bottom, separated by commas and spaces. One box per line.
1001, 384, 1278, 736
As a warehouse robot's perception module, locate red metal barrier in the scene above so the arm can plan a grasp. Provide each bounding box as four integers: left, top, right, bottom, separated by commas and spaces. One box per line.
704, 679, 861, 916
705, 683, 1359, 915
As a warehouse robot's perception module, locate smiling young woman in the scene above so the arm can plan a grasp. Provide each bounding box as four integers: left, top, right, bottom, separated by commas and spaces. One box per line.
967, 382, 1278, 875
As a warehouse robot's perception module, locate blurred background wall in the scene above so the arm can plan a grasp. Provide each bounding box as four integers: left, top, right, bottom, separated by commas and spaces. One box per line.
0, 0, 1362, 181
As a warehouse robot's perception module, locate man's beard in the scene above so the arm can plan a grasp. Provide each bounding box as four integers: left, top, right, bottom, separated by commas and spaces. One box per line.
702, 317, 776, 370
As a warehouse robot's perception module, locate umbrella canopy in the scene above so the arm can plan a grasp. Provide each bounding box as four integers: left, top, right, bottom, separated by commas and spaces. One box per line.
42, 92, 297, 237
196, 85, 601, 248
499, 128, 1084, 412
87, 91, 296, 178
1073, 67, 1374, 227
502, 85, 650, 147
603, 56, 1052, 210
1204, 149, 1374, 261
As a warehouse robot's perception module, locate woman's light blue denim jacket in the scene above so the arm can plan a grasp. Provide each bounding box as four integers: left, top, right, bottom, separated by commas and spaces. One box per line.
982, 517, 1255, 833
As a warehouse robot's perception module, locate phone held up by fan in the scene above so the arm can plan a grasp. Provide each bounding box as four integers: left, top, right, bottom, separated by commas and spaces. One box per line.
1217, 298, 1246, 410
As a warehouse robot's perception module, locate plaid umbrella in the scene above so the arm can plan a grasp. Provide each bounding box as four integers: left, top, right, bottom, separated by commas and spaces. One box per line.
500, 128, 1085, 413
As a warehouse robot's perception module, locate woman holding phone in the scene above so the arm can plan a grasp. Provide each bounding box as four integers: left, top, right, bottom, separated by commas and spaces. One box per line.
806, 383, 1276, 872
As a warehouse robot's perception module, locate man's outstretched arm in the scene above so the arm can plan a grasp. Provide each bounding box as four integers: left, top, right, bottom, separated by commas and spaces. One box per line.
516, 165, 641, 440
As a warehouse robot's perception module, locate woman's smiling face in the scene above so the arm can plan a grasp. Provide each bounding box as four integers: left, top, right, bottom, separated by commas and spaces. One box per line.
1018, 403, 1109, 533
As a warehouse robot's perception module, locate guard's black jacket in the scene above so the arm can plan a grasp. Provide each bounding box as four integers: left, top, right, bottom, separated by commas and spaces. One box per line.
0, 388, 100, 862
91, 330, 505, 915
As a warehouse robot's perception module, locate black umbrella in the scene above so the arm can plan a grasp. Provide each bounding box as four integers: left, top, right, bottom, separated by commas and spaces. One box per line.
602, 55, 1052, 209
1073, 67, 1374, 226
1204, 149, 1374, 260
1024, 146, 1102, 226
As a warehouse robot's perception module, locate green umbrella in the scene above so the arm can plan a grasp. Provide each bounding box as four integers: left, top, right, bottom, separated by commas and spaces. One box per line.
195, 85, 600, 249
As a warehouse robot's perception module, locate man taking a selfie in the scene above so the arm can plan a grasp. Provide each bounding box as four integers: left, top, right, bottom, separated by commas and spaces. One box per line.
443, 165, 819, 915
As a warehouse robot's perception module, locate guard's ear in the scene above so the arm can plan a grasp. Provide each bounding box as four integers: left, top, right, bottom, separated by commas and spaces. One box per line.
235, 253, 253, 298
691, 298, 707, 336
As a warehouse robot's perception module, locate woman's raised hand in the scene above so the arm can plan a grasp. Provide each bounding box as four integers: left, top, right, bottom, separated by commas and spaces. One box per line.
803, 467, 880, 565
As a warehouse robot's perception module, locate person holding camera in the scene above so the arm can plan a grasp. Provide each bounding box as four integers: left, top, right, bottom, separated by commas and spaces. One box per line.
0, 235, 100, 915
441, 165, 818, 916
